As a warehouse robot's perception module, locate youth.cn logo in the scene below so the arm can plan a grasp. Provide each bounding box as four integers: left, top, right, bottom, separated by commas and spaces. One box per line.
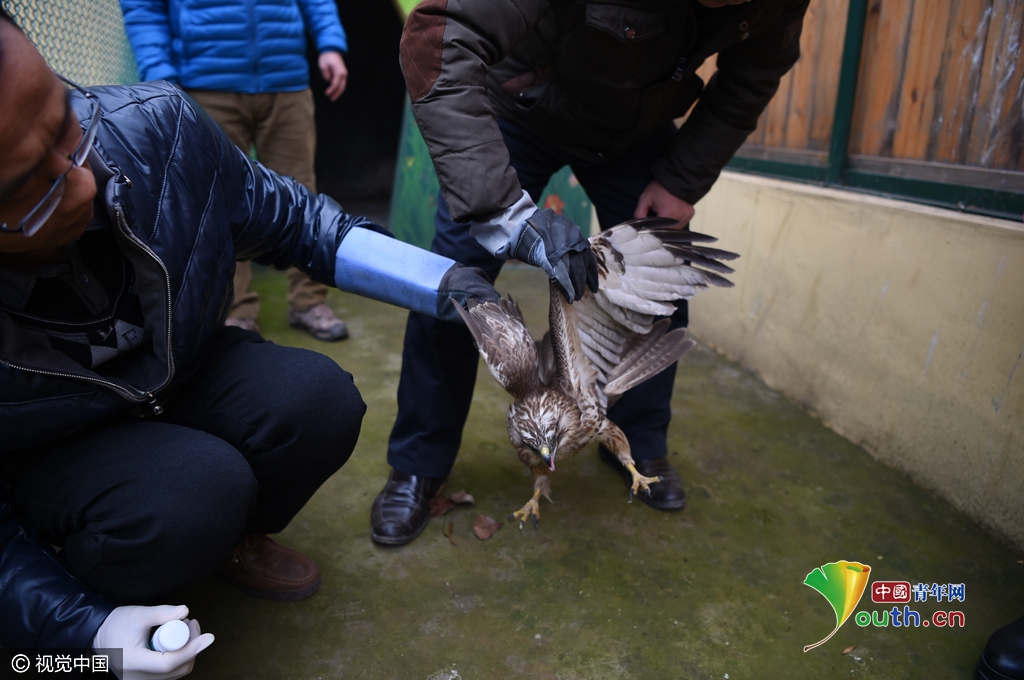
802, 560, 871, 652
803, 561, 967, 651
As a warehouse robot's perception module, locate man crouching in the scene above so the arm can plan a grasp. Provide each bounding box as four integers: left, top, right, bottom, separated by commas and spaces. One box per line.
0, 11, 497, 678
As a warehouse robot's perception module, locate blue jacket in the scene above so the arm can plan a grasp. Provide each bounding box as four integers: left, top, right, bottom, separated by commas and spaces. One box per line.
120, 0, 348, 92
0, 81, 373, 648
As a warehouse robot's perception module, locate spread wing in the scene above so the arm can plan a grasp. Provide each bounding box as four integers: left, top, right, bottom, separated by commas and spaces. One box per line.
452, 296, 538, 400
555, 217, 738, 404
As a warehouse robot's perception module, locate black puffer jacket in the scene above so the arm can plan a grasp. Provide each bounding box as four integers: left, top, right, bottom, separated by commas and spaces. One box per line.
0, 81, 375, 647
400, 0, 809, 222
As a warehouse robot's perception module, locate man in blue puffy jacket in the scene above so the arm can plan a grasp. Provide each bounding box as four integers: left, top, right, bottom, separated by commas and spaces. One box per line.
120, 0, 353, 341
0, 14, 499, 678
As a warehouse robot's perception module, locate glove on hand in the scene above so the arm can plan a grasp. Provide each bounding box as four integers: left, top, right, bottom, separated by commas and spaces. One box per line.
437, 263, 500, 322
512, 208, 599, 302
93, 605, 214, 680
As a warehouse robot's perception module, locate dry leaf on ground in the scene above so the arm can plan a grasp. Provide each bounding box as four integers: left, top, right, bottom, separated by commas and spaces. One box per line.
450, 490, 475, 505
444, 522, 457, 546
430, 496, 456, 517
473, 514, 502, 540
841, 645, 856, 655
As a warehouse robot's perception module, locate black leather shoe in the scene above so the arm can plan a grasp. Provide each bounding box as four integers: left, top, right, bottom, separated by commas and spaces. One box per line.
599, 447, 687, 511
370, 469, 446, 546
976, 615, 1024, 680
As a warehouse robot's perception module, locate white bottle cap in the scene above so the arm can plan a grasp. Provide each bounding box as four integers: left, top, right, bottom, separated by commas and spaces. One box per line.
151, 619, 190, 653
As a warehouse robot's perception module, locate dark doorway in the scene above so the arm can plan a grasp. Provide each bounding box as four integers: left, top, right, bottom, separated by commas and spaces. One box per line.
308, 0, 406, 205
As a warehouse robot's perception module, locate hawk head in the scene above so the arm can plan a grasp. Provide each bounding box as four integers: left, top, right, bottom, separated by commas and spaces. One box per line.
507, 389, 579, 471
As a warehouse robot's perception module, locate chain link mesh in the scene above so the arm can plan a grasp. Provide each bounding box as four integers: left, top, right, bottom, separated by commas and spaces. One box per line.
4, 0, 138, 86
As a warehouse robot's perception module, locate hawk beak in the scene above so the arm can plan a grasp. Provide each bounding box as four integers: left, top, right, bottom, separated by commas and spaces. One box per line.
540, 446, 554, 471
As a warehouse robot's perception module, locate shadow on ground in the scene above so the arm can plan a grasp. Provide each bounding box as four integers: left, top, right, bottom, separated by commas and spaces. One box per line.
176, 264, 1024, 680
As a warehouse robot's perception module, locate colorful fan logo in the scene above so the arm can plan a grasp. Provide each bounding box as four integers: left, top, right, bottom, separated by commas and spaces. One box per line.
803, 560, 872, 652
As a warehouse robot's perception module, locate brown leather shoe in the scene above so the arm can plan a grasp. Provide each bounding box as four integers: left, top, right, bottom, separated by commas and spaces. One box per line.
599, 447, 687, 511
370, 469, 446, 546
216, 534, 321, 601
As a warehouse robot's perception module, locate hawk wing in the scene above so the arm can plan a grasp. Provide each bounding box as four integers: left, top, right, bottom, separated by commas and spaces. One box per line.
553, 217, 738, 405
452, 296, 538, 400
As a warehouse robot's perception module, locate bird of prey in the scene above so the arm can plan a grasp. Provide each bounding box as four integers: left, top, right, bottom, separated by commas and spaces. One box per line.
453, 217, 738, 528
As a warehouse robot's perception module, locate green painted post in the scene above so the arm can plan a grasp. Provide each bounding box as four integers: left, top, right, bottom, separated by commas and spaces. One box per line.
825, 0, 869, 186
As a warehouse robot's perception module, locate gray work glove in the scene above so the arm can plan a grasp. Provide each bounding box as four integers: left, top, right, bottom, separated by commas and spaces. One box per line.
437, 263, 501, 323
511, 208, 599, 302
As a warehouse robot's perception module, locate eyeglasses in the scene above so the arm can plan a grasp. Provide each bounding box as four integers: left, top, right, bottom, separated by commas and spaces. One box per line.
0, 75, 101, 238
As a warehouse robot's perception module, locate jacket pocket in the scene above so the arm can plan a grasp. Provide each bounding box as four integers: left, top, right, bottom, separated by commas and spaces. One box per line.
639, 72, 705, 131
584, 3, 666, 43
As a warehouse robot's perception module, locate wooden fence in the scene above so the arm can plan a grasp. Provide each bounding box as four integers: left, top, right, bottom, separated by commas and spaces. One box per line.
710, 0, 1024, 216
850, 0, 1023, 171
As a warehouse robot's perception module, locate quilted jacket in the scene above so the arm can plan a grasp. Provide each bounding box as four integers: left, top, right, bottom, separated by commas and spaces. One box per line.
400, 0, 809, 222
0, 81, 374, 648
120, 0, 348, 92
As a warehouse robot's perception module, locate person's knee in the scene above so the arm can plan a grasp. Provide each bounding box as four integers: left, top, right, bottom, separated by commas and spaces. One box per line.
285, 350, 365, 456
66, 437, 257, 601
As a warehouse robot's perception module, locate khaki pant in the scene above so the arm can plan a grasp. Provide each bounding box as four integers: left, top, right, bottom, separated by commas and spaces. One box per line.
187, 88, 328, 318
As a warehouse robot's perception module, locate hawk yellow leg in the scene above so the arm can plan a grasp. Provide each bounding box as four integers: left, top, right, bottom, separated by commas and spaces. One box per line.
597, 418, 661, 502
511, 488, 543, 530
510, 468, 551, 530
625, 463, 661, 500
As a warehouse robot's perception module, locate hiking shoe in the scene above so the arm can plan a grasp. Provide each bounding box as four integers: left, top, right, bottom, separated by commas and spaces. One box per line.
225, 317, 260, 333
289, 303, 349, 341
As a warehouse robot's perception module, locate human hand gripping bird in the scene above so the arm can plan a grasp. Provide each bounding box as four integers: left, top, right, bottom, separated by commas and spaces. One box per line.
453, 217, 738, 529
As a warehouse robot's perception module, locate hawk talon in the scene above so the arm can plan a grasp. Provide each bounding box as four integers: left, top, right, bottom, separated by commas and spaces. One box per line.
512, 494, 542, 531
624, 464, 661, 500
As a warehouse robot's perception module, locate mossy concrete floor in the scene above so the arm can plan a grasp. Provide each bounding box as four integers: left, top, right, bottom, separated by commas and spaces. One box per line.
176, 263, 1024, 680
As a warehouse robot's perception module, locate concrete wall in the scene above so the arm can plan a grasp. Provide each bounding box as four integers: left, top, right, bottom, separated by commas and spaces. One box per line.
689, 172, 1024, 552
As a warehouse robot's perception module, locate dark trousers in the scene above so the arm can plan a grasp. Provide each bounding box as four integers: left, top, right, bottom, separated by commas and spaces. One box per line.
387, 119, 685, 478
9, 327, 365, 602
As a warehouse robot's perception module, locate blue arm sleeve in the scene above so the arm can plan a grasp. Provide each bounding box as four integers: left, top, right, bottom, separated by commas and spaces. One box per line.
334, 228, 455, 317
119, 0, 179, 83
0, 501, 118, 648
297, 0, 348, 54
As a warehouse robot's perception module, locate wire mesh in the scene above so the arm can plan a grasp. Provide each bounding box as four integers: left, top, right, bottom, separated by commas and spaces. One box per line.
4, 0, 138, 86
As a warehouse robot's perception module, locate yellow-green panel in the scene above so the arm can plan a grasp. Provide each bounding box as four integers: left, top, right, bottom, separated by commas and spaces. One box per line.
393, 0, 420, 21
6, 0, 139, 86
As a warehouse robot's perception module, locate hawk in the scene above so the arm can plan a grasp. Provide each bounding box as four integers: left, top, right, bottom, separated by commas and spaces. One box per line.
453, 217, 738, 528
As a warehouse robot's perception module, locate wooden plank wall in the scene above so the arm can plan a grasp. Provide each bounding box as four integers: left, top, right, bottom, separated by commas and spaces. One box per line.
848, 0, 1023, 171
744, 0, 850, 152
696, 0, 849, 154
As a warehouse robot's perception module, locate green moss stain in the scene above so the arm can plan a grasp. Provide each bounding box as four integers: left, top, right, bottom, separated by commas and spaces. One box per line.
177, 265, 1024, 679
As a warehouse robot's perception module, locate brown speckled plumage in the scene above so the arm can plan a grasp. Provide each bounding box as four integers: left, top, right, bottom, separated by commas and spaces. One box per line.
454, 218, 738, 528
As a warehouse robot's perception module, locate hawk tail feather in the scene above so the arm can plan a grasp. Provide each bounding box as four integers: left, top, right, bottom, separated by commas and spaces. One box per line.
604, 327, 696, 396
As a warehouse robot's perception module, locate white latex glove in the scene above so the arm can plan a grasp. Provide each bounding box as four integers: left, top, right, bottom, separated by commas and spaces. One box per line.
92, 605, 214, 680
